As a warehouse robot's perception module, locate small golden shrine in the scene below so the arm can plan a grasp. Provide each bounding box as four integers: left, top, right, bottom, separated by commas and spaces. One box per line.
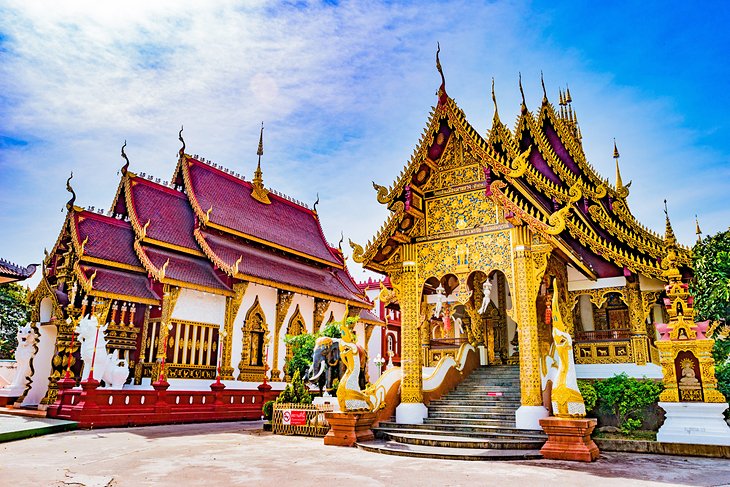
655, 206, 725, 404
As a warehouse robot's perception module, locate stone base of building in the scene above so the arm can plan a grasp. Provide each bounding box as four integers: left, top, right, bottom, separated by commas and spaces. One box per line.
516, 405, 549, 430
0, 388, 23, 407
395, 402, 428, 424
323, 411, 376, 447
539, 417, 600, 462
657, 402, 730, 446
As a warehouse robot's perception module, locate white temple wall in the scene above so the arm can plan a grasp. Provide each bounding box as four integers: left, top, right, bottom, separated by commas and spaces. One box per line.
567, 271, 627, 291
367, 325, 383, 381
23, 323, 57, 407
172, 288, 226, 325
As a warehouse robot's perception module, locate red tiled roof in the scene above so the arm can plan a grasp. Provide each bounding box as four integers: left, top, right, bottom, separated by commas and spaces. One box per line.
139, 244, 230, 292
0, 259, 37, 282
358, 308, 384, 325
74, 211, 139, 267
184, 157, 340, 265
127, 176, 199, 251
200, 230, 368, 305
80, 264, 159, 303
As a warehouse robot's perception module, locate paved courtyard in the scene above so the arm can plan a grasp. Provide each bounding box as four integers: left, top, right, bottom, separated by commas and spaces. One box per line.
1, 421, 730, 486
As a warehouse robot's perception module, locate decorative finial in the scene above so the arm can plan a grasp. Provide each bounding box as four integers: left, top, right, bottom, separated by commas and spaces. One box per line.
491, 77, 499, 120
664, 199, 677, 245
313, 193, 320, 213
695, 215, 702, 243
178, 126, 185, 159
120, 140, 130, 175
541, 71, 547, 102
436, 42, 447, 105
559, 88, 565, 106
338, 232, 344, 253
565, 85, 572, 104
613, 139, 620, 159
518, 72, 526, 112
251, 122, 271, 204
65, 172, 76, 211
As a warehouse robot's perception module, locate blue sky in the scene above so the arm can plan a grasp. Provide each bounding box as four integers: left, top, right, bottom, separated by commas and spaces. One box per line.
1, 0, 729, 285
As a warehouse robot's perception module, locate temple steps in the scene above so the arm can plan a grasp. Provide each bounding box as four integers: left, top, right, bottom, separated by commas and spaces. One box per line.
357, 365, 547, 461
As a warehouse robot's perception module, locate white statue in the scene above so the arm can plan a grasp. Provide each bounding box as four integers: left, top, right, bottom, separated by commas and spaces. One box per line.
478, 278, 493, 314
76, 316, 129, 388
540, 282, 585, 417
2, 323, 37, 392
433, 284, 446, 318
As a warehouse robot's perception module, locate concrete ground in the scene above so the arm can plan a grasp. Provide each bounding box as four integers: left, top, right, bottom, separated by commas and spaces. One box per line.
1, 421, 729, 487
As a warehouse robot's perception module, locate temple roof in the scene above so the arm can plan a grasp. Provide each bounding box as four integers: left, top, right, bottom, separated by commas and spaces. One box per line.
0, 259, 37, 284
176, 155, 341, 266
77, 263, 159, 305
72, 211, 141, 269
195, 228, 368, 305
356, 79, 692, 280
358, 308, 384, 326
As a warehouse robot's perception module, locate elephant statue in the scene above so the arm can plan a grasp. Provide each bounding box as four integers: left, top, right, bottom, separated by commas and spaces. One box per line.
304, 336, 367, 394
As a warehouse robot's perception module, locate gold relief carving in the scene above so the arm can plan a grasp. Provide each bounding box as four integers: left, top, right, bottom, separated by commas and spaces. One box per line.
426, 190, 497, 236
423, 165, 483, 193
568, 287, 628, 311
574, 340, 634, 364
237, 296, 270, 382
284, 304, 307, 382
221, 282, 248, 380
392, 245, 423, 404
156, 285, 181, 361
641, 291, 663, 324
271, 290, 295, 382
416, 230, 513, 286
313, 298, 330, 331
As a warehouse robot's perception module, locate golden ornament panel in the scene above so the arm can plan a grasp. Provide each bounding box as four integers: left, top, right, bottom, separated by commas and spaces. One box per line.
426, 190, 497, 236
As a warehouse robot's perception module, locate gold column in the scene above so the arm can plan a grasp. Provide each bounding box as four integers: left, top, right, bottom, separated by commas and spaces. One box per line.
154, 285, 181, 378
221, 282, 248, 380
394, 244, 423, 404
626, 279, 648, 366
271, 290, 294, 382
511, 226, 548, 408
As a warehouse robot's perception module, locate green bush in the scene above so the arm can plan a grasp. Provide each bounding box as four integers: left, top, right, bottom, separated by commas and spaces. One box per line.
275, 370, 312, 405
284, 333, 317, 380
0, 283, 30, 359
577, 380, 597, 413
262, 400, 274, 421
593, 373, 663, 434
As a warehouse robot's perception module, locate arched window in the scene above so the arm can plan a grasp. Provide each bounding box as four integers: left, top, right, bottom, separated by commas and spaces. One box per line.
237, 297, 269, 382
284, 305, 306, 381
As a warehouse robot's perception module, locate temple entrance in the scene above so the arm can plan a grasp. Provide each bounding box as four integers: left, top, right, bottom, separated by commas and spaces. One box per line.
467, 270, 516, 365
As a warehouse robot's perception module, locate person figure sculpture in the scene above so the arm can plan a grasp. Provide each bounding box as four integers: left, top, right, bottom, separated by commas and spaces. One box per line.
478, 278, 493, 314
433, 284, 446, 318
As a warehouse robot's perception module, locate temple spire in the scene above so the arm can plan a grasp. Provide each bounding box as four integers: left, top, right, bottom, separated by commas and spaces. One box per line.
251, 122, 271, 204
613, 139, 623, 189
695, 215, 703, 243
664, 199, 677, 246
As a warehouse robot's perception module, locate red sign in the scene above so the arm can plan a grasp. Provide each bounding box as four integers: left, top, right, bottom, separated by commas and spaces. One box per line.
283, 409, 307, 426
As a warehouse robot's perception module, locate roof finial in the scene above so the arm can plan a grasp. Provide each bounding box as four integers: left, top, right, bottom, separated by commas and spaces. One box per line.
338, 231, 344, 254
614, 139, 623, 190
540, 71, 547, 103
518, 72, 526, 113
313, 193, 320, 214
436, 42, 447, 104
251, 122, 271, 204
664, 199, 677, 245
491, 77, 499, 120
178, 126, 185, 159
120, 140, 130, 175
565, 85, 572, 104
695, 215, 703, 243
65, 171, 76, 211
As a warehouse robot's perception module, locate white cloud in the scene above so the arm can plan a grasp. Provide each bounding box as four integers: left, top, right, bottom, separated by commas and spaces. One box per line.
1, 0, 727, 288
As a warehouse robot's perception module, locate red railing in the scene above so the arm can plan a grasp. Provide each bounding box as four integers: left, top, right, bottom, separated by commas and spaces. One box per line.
575, 328, 631, 342
430, 337, 469, 349
48, 380, 279, 429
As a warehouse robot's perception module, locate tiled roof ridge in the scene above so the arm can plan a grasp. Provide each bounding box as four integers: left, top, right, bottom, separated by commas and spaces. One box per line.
0, 259, 36, 277
75, 207, 132, 228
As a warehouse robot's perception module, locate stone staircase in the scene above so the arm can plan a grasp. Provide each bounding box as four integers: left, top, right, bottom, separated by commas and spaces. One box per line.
358, 365, 547, 460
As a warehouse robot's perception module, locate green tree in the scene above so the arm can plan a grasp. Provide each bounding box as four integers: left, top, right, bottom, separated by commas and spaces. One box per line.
692, 230, 730, 400
0, 283, 30, 359
593, 373, 663, 433
283, 319, 349, 380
